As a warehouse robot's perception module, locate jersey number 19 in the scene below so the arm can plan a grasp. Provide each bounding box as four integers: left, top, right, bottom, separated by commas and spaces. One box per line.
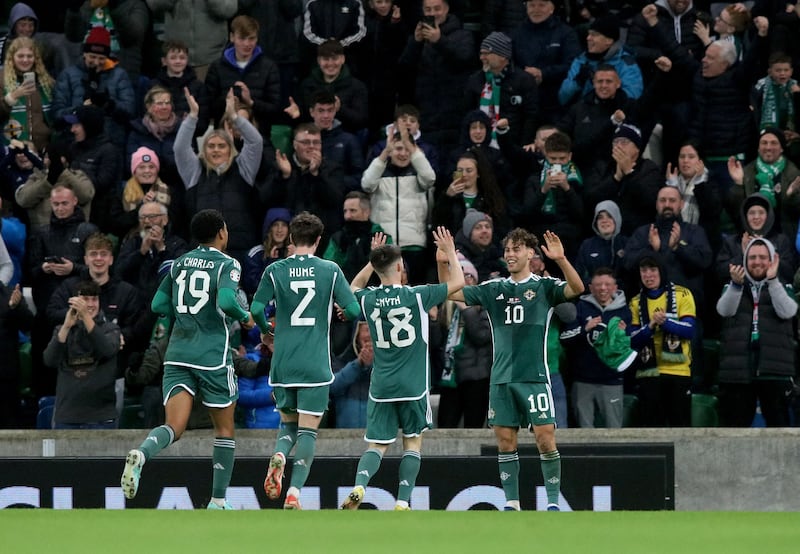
175, 270, 210, 314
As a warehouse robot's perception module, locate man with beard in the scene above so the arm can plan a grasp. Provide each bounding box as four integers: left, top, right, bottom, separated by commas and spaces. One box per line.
716, 237, 797, 427
624, 185, 712, 309
323, 191, 390, 281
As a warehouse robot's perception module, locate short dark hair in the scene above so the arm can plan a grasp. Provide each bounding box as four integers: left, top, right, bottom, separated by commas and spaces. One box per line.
502, 228, 538, 249
394, 104, 420, 120
289, 212, 324, 246
318, 39, 344, 58
309, 89, 337, 108
592, 266, 616, 280
544, 131, 572, 154
768, 51, 792, 67
162, 40, 189, 56
594, 63, 618, 75
390, 131, 416, 145
75, 280, 101, 297
345, 190, 371, 211
191, 209, 226, 244
370, 244, 402, 275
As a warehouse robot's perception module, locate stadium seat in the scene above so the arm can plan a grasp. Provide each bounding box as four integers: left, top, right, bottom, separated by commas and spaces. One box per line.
36, 397, 56, 429
691, 393, 719, 427
622, 394, 639, 427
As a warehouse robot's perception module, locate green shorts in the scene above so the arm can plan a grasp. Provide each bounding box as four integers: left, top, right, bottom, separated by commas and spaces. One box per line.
162, 364, 238, 408
273, 385, 330, 416
364, 396, 432, 444
489, 382, 556, 429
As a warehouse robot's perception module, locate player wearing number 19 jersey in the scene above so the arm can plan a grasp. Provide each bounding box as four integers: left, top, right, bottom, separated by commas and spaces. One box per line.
121, 209, 255, 510
452, 228, 584, 512
251, 212, 360, 510
340, 227, 464, 511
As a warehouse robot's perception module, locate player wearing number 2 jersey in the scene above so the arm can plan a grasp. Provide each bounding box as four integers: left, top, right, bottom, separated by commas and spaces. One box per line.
452, 228, 584, 512
250, 212, 360, 510
121, 209, 256, 510
340, 227, 464, 511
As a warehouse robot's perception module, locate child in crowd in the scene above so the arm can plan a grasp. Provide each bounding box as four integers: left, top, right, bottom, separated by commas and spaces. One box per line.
752, 52, 799, 163
150, 40, 209, 134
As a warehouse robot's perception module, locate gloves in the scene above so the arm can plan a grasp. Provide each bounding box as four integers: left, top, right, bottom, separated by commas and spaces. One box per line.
575, 63, 593, 88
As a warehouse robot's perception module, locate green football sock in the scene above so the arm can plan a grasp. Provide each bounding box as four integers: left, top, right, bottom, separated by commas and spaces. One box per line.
138, 425, 175, 461
397, 450, 421, 503
498, 451, 520, 502
289, 427, 317, 490
274, 421, 298, 458
540, 450, 561, 505
211, 437, 235, 499
354, 448, 383, 488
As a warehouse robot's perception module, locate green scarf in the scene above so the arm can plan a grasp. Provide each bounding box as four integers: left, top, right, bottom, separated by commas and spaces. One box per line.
755, 76, 797, 131
479, 70, 502, 147
538, 160, 583, 216
3, 79, 52, 144
754, 156, 786, 207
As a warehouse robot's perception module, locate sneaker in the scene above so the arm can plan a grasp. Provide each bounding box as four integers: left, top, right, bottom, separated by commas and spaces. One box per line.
283, 494, 302, 510
264, 452, 286, 500
503, 506, 519, 511
546, 504, 560, 512
393, 504, 411, 511
121, 449, 144, 500
206, 501, 234, 510
340, 485, 365, 510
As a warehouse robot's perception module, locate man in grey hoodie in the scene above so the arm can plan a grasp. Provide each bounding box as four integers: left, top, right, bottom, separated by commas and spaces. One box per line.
716, 237, 797, 427
575, 200, 628, 288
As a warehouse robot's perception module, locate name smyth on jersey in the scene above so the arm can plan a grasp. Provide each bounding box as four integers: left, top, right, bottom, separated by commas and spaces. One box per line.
182, 258, 216, 269
375, 296, 401, 307
289, 267, 315, 277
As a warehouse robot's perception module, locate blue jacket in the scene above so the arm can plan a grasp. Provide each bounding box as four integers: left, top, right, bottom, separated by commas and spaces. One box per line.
330, 357, 371, 428
559, 43, 643, 107
52, 60, 136, 149
237, 375, 280, 429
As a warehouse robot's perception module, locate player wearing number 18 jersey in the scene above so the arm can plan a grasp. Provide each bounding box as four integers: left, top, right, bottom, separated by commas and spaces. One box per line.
452, 228, 584, 512
251, 212, 360, 510
340, 228, 464, 511
121, 209, 256, 510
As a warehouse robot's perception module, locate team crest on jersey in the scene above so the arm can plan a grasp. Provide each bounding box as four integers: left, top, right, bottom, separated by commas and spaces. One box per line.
523, 289, 536, 301
230, 269, 240, 282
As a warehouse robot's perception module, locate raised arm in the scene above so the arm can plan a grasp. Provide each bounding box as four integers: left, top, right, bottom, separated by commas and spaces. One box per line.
350, 232, 386, 291
433, 226, 465, 297
541, 230, 585, 299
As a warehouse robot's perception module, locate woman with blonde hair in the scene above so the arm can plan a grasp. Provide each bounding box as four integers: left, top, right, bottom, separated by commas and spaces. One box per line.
0, 36, 53, 151
126, 85, 180, 186
175, 86, 263, 264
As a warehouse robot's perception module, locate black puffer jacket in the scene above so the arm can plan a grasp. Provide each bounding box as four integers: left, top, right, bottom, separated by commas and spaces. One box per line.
70, 134, 123, 235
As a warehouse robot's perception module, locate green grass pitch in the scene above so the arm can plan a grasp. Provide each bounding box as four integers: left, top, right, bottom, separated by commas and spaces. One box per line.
2, 511, 799, 553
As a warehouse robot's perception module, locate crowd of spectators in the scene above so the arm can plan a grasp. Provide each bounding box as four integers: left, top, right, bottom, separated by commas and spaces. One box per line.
1, 0, 799, 430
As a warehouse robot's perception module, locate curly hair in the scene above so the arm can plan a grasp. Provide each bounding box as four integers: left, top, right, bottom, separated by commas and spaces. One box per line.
3, 37, 53, 96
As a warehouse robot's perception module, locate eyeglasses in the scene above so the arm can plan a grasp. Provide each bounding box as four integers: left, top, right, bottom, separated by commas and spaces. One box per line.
294, 139, 322, 147
139, 213, 164, 221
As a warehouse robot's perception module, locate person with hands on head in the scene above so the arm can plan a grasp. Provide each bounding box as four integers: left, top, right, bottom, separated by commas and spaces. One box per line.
447, 227, 583, 511
121, 209, 255, 511
340, 226, 464, 510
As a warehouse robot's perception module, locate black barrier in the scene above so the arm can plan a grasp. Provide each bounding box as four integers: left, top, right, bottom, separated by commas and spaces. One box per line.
0, 445, 674, 510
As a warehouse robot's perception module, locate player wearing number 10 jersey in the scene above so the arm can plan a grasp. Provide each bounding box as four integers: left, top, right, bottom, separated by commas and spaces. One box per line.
340, 228, 464, 511
452, 228, 584, 512
121, 209, 256, 510
250, 212, 360, 510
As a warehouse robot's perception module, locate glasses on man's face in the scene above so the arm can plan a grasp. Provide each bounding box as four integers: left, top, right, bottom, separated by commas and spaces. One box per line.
139, 213, 164, 221
294, 138, 322, 147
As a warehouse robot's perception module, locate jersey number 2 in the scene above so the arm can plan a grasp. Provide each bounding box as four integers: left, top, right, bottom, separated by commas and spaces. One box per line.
290, 280, 316, 326
175, 270, 210, 314
370, 307, 415, 348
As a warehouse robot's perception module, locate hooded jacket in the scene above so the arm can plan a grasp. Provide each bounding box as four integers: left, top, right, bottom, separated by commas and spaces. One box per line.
716, 193, 796, 285
299, 64, 369, 133
559, 41, 643, 107
576, 200, 629, 285
717, 237, 797, 383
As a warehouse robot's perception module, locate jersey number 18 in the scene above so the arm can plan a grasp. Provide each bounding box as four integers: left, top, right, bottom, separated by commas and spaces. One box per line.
369, 307, 416, 348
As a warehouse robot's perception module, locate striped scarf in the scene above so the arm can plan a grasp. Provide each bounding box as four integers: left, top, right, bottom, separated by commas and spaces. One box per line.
3, 80, 51, 144
479, 70, 503, 147
755, 76, 797, 131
